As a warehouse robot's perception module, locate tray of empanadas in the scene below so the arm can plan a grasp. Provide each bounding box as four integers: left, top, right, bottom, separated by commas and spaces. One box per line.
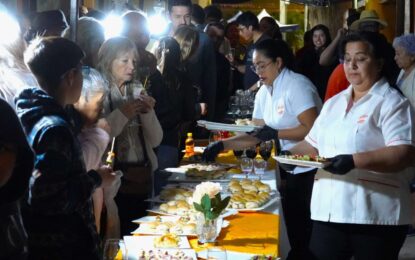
227, 179, 279, 211
131, 216, 197, 236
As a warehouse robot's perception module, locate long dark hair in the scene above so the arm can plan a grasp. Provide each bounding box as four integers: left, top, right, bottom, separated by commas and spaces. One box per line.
311, 24, 332, 49
156, 37, 183, 90
254, 39, 295, 70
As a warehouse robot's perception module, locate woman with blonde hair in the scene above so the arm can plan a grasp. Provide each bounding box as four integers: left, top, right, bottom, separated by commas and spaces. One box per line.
97, 36, 162, 235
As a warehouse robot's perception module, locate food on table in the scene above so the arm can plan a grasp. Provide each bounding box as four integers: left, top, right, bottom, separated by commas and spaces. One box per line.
154, 233, 180, 248
184, 168, 227, 179
235, 118, 255, 126
137, 249, 194, 260
139, 216, 196, 235
159, 200, 193, 216
180, 163, 227, 171
159, 188, 193, 201
227, 167, 243, 174
282, 154, 327, 162
228, 179, 272, 209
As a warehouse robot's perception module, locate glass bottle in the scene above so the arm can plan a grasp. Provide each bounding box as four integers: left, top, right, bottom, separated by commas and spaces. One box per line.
185, 132, 195, 157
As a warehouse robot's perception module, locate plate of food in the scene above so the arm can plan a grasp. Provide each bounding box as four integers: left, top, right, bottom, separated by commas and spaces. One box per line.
226, 179, 279, 211
132, 248, 197, 260
273, 154, 329, 168
197, 120, 261, 133
124, 234, 191, 249
131, 216, 197, 236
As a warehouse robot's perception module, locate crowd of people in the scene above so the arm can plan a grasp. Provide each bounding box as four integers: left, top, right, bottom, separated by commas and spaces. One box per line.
0, 1, 415, 260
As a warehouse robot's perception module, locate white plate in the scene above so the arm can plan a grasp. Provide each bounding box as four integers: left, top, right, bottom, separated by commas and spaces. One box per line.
124, 236, 196, 260
123, 235, 191, 249
146, 209, 238, 219
131, 227, 197, 236
132, 216, 179, 223
231, 195, 280, 212
129, 249, 197, 260
167, 172, 233, 183
197, 120, 261, 133
273, 155, 329, 168
131, 219, 229, 237
181, 146, 205, 153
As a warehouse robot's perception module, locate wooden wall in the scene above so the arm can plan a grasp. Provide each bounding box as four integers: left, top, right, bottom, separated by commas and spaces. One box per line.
307, 2, 352, 40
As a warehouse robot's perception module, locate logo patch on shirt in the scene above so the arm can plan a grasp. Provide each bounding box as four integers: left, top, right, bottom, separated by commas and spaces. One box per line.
357, 114, 368, 124
277, 99, 285, 115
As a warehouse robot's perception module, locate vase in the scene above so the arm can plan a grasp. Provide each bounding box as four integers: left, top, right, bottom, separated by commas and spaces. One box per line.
196, 214, 218, 244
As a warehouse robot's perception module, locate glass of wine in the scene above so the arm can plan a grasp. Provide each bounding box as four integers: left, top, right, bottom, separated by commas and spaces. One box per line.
245, 146, 257, 160
259, 141, 273, 168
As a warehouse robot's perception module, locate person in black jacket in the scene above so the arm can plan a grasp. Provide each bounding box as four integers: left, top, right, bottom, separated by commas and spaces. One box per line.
0, 98, 34, 260
151, 36, 199, 193
15, 37, 117, 259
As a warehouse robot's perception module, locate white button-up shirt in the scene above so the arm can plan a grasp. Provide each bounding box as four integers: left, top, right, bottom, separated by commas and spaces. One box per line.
253, 68, 322, 174
305, 78, 415, 225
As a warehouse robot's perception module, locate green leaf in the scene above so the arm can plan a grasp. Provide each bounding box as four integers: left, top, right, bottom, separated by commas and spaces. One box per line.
201, 194, 211, 211
216, 196, 231, 213
193, 202, 204, 213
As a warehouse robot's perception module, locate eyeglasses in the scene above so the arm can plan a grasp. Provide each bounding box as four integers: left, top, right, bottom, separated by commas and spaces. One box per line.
250, 61, 273, 73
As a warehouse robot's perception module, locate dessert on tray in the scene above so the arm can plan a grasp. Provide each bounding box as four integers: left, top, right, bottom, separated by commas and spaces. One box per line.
228, 179, 272, 209
154, 233, 180, 248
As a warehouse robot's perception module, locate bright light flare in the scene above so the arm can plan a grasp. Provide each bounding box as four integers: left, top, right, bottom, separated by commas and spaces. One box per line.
0, 11, 20, 45
148, 14, 168, 36
102, 14, 123, 39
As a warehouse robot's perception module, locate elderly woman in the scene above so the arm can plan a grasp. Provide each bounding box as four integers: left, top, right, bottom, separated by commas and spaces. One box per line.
393, 33, 415, 235
97, 36, 162, 235
15, 37, 116, 259
287, 31, 415, 259
393, 34, 415, 105
73, 67, 121, 238
296, 24, 337, 101
204, 39, 321, 259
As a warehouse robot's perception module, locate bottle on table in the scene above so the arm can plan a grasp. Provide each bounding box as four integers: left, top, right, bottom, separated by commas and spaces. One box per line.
185, 132, 195, 157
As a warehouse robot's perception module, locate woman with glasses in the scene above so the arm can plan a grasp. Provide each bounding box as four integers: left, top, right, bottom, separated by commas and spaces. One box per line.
203, 39, 321, 259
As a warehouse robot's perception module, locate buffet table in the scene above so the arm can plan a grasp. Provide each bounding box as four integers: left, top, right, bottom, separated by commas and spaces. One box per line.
124, 148, 290, 259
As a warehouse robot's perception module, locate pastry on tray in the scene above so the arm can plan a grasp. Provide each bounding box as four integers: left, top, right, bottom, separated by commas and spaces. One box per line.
154, 233, 180, 248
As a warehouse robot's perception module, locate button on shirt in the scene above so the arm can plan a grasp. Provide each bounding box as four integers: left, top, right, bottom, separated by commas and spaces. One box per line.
305, 78, 415, 225
253, 68, 322, 174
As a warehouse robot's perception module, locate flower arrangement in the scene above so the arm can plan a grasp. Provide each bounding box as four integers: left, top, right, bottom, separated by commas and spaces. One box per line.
192, 182, 230, 222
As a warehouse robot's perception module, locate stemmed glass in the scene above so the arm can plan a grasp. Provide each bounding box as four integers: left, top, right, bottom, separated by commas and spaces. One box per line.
103, 239, 127, 260
259, 141, 273, 163
244, 146, 257, 177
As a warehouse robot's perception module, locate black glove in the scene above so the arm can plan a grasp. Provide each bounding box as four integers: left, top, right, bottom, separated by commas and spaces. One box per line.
202, 141, 224, 162
324, 154, 355, 175
251, 125, 278, 142
278, 150, 296, 172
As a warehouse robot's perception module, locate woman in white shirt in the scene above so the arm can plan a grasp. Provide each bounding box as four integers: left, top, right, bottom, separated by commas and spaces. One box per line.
289, 31, 415, 259
203, 39, 321, 259
97, 37, 163, 235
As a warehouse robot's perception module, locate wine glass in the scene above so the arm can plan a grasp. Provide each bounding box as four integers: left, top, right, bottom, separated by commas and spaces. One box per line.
245, 146, 257, 160
207, 247, 227, 260
240, 157, 253, 177
103, 239, 127, 260
259, 141, 273, 162
254, 158, 267, 179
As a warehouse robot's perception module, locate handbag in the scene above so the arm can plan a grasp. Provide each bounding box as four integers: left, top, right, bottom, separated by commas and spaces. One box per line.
116, 124, 152, 196
108, 90, 153, 196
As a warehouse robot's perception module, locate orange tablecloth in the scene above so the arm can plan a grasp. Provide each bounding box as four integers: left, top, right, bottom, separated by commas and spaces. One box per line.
189, 212, 279, 256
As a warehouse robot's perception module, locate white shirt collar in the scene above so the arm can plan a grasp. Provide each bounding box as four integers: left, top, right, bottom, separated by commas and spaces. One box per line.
265, 68, 288, 95
342, 77, 389, 102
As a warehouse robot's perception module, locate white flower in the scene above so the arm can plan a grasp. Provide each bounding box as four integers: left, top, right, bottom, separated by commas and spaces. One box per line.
192, 182, 222, 205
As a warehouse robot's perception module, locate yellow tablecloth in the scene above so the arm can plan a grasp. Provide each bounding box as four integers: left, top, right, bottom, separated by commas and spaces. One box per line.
189, 212, 279, 256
